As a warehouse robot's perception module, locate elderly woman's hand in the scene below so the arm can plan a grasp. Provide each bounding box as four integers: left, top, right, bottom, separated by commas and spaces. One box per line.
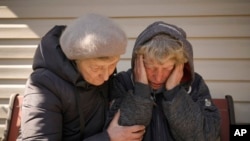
107, 110, 146, 141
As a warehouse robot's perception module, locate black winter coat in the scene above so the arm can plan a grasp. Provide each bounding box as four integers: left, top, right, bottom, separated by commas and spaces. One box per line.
20, 26, 112, 141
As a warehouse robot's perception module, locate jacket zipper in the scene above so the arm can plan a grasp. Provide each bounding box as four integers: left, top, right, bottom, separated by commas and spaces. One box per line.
152, 91, 157, 101
152, 91, 162, 141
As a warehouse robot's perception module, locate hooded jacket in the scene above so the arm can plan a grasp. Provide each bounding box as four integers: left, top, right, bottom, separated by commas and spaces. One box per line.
20, 26, 112, 141
109, 22, 221, 141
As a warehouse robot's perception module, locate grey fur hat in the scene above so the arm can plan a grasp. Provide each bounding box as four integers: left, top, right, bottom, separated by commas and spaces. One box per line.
60, 13, 127, 60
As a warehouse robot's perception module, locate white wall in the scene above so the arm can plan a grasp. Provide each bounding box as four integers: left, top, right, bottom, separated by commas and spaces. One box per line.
0, 0, 250, 138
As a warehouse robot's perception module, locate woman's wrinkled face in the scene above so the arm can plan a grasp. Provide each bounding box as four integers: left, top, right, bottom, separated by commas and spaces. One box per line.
143, 57, 175, 90
76, 56, 120, 86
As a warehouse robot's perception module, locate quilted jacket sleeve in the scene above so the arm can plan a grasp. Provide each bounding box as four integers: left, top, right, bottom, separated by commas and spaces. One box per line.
21, 78, 65, 140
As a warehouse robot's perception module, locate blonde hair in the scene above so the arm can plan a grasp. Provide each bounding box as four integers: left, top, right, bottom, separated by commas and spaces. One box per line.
135, 34, 188, 64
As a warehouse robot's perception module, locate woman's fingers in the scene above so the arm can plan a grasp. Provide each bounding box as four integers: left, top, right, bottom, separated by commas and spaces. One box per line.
134, 55, 148, 84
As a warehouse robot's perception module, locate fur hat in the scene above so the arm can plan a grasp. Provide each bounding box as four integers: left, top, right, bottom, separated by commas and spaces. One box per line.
60, 13, 127, 60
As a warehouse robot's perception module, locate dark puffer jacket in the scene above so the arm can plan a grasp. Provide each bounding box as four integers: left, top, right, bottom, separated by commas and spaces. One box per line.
108, 22, 221, 141
20, 26, 112, 141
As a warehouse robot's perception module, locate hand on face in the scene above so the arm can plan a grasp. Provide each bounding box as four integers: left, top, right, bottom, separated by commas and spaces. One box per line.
107, 110, 146, 141
133, 55, 148, 85
133, 55, 184, 90
165, 63, 184, 90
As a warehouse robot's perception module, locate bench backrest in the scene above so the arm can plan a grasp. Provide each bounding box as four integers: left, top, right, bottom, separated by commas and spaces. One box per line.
212, 95, 235, 141
3, 93, 23, 141
3, 94, 235, 141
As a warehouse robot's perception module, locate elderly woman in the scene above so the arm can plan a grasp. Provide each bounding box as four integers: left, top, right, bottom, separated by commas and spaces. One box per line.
109, 21, 221, 141
19, 13, 145, 141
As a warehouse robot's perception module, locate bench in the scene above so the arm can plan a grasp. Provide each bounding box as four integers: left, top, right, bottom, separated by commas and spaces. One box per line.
2, 93, 22, 141
2, 93, 235, 141
212, 95, 236, 141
